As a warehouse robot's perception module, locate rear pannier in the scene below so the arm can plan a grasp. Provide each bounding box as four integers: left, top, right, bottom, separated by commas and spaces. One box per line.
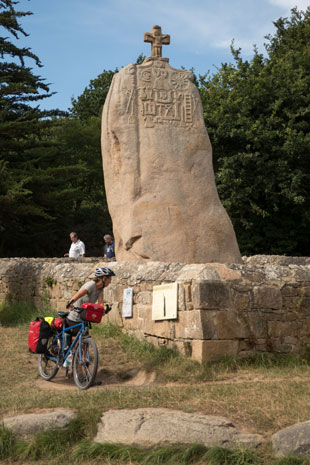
28, 318, 51, 354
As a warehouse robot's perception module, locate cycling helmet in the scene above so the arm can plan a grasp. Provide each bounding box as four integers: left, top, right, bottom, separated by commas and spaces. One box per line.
95, 267, 115, 277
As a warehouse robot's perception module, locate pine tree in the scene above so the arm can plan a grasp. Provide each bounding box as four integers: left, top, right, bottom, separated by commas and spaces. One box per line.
0, 0, 83, 256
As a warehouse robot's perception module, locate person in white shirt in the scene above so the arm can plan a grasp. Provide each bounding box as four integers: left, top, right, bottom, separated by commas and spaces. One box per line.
64, 232, 85, 258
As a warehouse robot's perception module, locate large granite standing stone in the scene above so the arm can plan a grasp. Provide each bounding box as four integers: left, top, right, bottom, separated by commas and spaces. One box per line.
101, 52, 241, 264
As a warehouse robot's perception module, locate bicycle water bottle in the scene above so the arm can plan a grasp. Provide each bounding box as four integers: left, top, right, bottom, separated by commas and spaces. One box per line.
63, 352, 72, 368
63, 333, 72, 368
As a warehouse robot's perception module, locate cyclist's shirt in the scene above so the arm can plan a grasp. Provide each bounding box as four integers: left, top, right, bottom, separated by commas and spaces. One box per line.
68, 280, 103, 322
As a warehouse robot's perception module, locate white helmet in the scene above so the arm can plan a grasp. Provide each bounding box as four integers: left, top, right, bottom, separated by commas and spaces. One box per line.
94, 267, 115, 277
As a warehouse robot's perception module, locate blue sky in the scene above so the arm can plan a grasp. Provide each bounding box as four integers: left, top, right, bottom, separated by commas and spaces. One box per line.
15, 0, 310, 111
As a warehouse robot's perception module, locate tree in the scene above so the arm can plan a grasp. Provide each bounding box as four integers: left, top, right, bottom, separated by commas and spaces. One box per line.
200, 8, 310, 256
0, 0, 86, 256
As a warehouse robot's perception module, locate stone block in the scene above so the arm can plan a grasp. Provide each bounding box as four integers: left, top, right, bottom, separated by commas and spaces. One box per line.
268, 320, 298, 338
193, 281, 231, 310
253, 286, 282, 309
299, 318, 310, 336
216, 311, 249, 339
136, 291, 152, 305
104, 285, 125, 303
206, 263, 242, 281
178, 284, 185, 311
191, 340, 239, 362
230, 288, 251, 312
140, 312, 174, 339
175, 310, 216, 340
184, 283, 192, 303
106, 302, 123, 327
245, 312, 267, 338
272, 342, 293, 353
282, 295, 305, 311
281, 284, 300, 297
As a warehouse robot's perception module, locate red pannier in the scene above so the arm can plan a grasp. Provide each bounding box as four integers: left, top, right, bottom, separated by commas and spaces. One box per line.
80, 303, 105, 323
28, 318, 51, 354
51, 317, 63, 331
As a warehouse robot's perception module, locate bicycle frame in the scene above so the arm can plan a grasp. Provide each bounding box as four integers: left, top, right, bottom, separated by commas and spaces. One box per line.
47, 320, 88, 365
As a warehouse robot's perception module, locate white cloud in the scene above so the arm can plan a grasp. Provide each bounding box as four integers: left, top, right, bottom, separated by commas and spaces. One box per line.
268, 0, 309, 10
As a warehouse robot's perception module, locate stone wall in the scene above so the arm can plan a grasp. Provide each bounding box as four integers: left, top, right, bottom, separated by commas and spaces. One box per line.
1, 256, 310, 362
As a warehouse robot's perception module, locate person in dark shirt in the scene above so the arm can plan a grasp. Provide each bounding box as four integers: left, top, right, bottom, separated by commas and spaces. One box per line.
104, 234, 115, 259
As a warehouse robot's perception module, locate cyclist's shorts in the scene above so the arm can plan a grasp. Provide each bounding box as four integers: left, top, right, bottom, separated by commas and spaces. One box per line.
65, 318, 80, 336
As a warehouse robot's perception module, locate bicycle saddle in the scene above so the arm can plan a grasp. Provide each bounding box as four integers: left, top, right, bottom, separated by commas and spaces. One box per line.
58, 311, 69, 318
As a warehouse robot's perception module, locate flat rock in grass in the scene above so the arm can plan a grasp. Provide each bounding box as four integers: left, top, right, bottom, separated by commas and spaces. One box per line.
272, 421, 310, 457
3, 409, 76, 438
95, 408, 262, 449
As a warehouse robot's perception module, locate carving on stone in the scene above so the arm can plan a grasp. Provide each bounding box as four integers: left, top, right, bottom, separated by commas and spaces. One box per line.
118, 62, 201, 129
144, 25, 170, 58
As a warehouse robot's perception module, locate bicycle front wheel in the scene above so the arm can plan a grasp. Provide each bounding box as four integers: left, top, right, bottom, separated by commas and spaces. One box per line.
72, 337, 98, 390
38, 337, 60, 381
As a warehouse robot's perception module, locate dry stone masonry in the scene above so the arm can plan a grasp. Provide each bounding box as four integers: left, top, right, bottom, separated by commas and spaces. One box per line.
101, 26, 241, 264
1, 256, 310, 362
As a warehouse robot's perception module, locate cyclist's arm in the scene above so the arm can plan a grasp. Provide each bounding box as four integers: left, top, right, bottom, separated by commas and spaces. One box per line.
68, 288, 88, 307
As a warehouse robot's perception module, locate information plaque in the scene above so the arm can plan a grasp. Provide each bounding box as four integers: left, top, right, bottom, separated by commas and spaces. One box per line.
152, 282, 178, 320
122, 288, 133, 318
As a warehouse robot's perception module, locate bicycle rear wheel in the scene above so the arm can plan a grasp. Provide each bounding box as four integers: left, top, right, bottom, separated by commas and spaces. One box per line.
72, 337, 98, 390
38, 337, 60, 381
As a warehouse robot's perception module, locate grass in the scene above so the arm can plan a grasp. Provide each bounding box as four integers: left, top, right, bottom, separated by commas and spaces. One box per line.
0, 298, 57, 327
3, 302, 310, 464
93, 322, 310, 384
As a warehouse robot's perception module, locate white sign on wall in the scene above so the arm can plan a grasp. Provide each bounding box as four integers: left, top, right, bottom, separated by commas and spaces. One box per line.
122, 288, 133, 318
152, 283, 178, 321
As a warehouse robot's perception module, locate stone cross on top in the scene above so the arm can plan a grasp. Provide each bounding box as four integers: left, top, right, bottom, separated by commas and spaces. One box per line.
144, 25, 170, 58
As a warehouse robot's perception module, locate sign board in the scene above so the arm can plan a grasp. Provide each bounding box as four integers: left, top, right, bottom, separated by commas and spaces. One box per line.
152, 283, 178, 320
122, 288, 133, 318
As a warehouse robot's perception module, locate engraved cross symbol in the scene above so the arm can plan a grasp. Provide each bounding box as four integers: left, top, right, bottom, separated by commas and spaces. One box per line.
144, 25, 170, 58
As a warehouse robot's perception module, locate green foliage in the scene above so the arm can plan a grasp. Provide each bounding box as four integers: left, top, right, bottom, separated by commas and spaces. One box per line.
200, 8, 310, 256
275, 458, 310, 465
0, 299, 55, 326
203, 446, 263, 464
45, 276, 57, 287
0, 425, 16, 460
19, 416, 86, 460
70, 69, 116, 119
94, 322, 180, 369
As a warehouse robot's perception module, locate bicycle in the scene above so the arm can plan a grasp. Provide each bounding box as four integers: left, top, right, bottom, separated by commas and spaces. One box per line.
38, 307, 99, 390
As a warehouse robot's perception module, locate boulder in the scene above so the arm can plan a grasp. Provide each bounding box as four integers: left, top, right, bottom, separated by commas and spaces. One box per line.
101, 56, 241, 264
272, 420, 310, 457
95, 408, 262, 449
3, 409, 75, 438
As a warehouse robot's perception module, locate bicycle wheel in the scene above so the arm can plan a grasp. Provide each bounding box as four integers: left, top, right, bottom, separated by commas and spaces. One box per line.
72, 337, 98, 390
38, 336, 60, 381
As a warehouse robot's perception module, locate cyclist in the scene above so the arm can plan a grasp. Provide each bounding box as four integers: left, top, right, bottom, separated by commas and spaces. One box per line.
66, 267, 115, 325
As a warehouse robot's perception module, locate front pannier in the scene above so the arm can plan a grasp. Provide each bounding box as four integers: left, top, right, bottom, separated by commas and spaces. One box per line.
80, 303, 105, 323
28, 318, 51, 353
